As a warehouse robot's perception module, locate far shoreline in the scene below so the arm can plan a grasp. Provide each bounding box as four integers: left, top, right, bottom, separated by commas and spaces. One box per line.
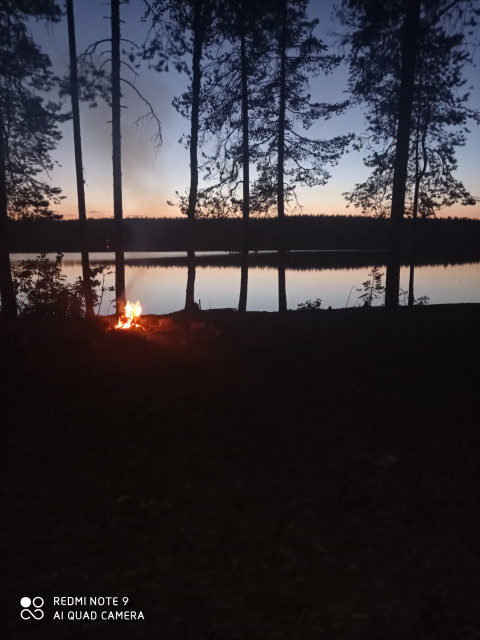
7, 214, 480, 254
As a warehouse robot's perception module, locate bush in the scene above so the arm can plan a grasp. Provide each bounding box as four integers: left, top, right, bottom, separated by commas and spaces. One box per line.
12, 253, 113, 318
297, 298, 322, 311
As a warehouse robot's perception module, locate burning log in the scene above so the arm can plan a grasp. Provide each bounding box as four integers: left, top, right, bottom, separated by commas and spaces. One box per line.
112, 303, 177, 336
115, 300, 143, 330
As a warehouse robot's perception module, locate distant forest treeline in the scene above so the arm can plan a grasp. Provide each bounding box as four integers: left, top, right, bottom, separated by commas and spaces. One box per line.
9, 215, 480, 256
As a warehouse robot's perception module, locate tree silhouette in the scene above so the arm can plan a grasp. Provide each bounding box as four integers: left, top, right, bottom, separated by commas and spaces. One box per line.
66, 0, 94, 318
143, 0, 217, 311
111, 0, 126, 315
146, 1, 351, 312
183, 0, 204, 312
237, 0, 251, 312
191, 0, 270, 311
0, 0, 63, 319
340, 0, 479, 307
79, 0, 161, 315
251, 0, 352, 310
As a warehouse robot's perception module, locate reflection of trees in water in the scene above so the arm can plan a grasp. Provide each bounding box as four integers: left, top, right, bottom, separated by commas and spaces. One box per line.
39, 252, 480, 311
278, 249, 287, 312
115, 250, 126, 312
60, 251, 479, 311
81, 250, 95, 317
185, 255, 197, 312
83, 251, 480, 272
408, 261, 416, 307
238, 252, 248, 313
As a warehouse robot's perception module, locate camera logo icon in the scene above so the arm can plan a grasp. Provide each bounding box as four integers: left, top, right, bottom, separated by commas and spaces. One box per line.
20, 596, 44, 620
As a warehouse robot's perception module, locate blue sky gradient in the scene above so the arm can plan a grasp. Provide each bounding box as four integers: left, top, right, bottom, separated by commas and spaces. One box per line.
33, 0, 480, 219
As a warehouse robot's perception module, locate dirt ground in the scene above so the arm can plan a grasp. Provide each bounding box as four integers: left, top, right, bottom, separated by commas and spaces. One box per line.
2, 305, 479, 639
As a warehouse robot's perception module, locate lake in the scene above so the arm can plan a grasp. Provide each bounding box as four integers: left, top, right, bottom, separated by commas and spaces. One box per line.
10, 251, 480, 314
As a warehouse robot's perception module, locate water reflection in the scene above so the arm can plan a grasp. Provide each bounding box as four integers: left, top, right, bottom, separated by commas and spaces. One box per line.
185, 254, 197, 311
238, 251, 248, 312
9, 251, 480, 315
278, 248, 287, 312
115, 249, 126, 315
81, 249, 95, 318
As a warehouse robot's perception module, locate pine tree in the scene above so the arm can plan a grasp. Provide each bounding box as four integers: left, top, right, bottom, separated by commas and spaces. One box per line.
191, 0, 270, 310
198, 0, 352, 311
110, 0, 126, 315
0, 0, 63, 319
252, 0, 352, 310
66, 0, 94, 317
340, 0, 479, 306
79, 0, 161, 315
143, 0, 218, 311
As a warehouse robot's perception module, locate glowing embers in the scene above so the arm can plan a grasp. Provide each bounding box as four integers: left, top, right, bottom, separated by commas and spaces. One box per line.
115, 300, 143, 330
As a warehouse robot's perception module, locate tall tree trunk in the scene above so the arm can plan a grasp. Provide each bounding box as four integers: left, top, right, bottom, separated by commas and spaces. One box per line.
0, 107, 16, 319
408, 119, 421, 306
111, 0, 126, 315
409, 82, 430, 307
277, 0, 287, 312
238, 3, 249, 313
408, 163, 420, 307
66, 0, 94, 318
385, 0, 421, 308
185, 0, 203, 312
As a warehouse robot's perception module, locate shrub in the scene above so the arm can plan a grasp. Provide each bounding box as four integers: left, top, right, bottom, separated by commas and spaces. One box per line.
297, 298, 322, 311
12, 253, 113, 318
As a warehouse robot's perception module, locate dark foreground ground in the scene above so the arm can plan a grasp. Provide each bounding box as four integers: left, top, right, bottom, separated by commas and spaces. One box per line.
1, 305, 479, 640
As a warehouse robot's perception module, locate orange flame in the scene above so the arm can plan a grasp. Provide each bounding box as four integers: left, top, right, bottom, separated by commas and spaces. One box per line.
115, 300, 142, 330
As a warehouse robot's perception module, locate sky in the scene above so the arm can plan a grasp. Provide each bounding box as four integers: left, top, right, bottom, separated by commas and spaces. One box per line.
33, 0, 480, 220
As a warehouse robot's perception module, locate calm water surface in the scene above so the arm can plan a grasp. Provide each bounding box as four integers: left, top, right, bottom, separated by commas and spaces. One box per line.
11, 252, 480, 314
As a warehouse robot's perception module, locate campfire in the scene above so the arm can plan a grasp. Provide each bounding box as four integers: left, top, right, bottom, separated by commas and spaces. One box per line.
115, 300, 143, 330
